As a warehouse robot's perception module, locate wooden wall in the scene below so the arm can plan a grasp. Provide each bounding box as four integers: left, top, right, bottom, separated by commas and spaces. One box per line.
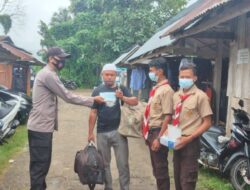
0, 62, 31, 95
0, 63, 13, 89
226, 14, 250, 133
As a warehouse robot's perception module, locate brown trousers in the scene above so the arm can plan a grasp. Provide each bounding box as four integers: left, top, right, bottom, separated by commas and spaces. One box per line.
173, 137, 200, 190
147, 129, 170, 190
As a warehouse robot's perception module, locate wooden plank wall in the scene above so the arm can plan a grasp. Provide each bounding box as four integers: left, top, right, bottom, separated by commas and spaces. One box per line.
0, 63, 13, 89
226, 14, 250, 133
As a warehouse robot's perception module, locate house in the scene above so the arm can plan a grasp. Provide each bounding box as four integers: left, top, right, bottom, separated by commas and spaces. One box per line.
159, 0, 250, 132
117, 0, 250, 132
0, 36, 44, 95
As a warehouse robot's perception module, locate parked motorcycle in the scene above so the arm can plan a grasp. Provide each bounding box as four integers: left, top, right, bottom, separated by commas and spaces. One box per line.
199, 100, 250, 190
0, 95, 21, 144
61, 78, 78, 90
0, 86, 32, 124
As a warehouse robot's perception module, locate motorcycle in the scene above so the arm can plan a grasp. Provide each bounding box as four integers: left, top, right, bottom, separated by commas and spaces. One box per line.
199, 100, 250, 190
0, 94, 21, 144
0, 86, 32, 125
61, 78, 78, 90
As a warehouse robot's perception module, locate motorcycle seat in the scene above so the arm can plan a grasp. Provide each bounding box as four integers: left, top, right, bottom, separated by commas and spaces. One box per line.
0, 102, 15, 119
207, 125, 226, 136
202, 131, 224, 153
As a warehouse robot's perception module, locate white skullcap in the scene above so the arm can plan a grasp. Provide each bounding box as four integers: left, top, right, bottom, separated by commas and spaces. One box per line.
102, 64, 117, 72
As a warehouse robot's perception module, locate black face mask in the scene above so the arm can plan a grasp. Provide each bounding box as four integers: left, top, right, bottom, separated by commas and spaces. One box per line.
54, 59, 65, 71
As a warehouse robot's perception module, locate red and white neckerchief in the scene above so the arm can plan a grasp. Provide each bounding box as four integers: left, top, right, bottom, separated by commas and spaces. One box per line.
173, 94, 192, 127
142, 81, 168, 140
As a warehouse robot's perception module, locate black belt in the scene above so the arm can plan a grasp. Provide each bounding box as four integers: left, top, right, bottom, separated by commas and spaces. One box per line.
149, 127, 161, 132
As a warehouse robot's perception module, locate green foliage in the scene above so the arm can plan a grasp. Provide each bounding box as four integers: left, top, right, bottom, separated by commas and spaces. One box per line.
0, 0, 24, 35
39, 21, 56, 48
197, 168, 233, 190
0, 14, 11, 34
39, 0, 187, 88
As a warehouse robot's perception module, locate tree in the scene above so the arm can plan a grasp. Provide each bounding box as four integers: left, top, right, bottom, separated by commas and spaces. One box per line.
39, 0, 187, 87
0, 14, 11, 34
50, 8, 72, 26
0, 0, 24, 34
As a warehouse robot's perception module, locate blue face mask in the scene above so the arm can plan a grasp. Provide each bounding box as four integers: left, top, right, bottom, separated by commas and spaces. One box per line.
149, 72, 158, 82
179, 78, 194, 89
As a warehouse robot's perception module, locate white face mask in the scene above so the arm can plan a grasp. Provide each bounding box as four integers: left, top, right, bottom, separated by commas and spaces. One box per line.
179, 78, 194, 89
149, 72, 158, 82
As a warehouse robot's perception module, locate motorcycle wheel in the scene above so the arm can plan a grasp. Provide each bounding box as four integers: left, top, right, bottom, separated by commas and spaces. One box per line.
230, 158, 250, 190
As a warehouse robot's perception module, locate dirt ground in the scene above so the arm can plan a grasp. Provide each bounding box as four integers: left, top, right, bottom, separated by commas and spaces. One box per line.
0, 90, 176, 190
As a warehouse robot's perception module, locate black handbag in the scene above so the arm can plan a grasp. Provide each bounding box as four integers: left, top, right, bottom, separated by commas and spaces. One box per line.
74, 142, 104, 190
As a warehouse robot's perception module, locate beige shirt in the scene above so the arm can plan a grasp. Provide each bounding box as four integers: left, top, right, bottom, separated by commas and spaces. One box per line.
28, 65, 94, 133
149, 80, 174, 128
173, 85, 213, 135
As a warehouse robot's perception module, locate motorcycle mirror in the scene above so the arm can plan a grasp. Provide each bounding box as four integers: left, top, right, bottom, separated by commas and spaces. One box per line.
239, 99, 244, 108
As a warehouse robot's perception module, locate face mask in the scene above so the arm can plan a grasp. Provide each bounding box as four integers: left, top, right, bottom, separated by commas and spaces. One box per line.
179, 78, 194, 89
53, 59, 65, 71
149, 72, 158, 82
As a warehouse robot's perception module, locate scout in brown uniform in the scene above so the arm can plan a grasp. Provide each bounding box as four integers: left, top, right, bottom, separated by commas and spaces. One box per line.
145, 58, 174, 190
173, 59, 213, 190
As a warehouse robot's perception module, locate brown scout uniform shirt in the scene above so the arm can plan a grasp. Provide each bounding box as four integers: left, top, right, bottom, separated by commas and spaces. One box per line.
173, 85, 213, 136
28, 65, 94, 133
149, 80, 174, 129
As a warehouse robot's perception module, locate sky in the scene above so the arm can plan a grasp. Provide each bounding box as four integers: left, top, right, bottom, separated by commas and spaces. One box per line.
3, 0, 197, 58
187, 0, 198, 6
7, 0, 70, 57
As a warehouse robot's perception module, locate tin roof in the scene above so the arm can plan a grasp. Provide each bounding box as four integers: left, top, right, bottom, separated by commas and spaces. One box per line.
127, 0, 203, 62
0, 36, 44, 65
112, 45, 140, 66
161, 0, 232, 37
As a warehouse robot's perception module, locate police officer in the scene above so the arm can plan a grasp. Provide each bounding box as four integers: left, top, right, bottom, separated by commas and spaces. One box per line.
28, 47, 104, 190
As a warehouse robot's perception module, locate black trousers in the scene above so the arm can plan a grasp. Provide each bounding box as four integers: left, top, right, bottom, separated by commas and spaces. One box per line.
147, 129, 170, 190
28, 130, 53, 190
173, 137, 200, 190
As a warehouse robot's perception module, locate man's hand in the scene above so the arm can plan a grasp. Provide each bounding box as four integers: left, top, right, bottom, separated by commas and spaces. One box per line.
94, 96, 105, 104
151, 139, 161, 152
174, 136, 193, 150
115, 90, 123, 100
88, 133, 95, 142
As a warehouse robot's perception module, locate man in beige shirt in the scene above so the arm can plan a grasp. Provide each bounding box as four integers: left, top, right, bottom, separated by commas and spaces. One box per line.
146, 58, 174, 190
173, 59, 212, 190
27, 47, 104, 190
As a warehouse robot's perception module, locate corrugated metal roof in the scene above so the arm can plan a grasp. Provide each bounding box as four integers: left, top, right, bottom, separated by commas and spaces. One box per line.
0, 36, 13, 43
127, 0, 204, 62
161, 0, 232, 37
128, 30, 175, 62
0, 36, 44, 66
